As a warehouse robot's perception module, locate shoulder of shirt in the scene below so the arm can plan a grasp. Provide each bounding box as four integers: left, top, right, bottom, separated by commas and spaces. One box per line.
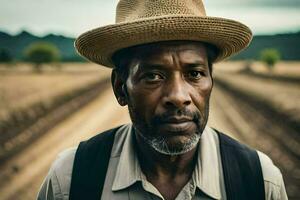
257, 150, 283, 187
51, 147, 77, 173
48, 147, 78, 196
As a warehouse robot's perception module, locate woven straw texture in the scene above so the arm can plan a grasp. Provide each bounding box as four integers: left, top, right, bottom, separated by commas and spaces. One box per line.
75, 0, 252, 68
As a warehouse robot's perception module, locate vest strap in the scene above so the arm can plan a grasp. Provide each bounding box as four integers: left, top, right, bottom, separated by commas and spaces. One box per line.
69, 126, 119, 200
216, 130, 265, 200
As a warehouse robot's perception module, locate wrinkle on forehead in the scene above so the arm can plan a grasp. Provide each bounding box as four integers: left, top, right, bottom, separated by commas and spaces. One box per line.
132, 41, 208, 66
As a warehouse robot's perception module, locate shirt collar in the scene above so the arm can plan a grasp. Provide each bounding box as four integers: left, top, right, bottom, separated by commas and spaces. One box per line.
193, 127, 222, 199
112, 124, 222, 199
112, 124, 142, 191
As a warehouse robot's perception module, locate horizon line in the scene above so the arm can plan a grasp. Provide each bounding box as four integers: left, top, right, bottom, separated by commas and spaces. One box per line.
1, 29, 300, 39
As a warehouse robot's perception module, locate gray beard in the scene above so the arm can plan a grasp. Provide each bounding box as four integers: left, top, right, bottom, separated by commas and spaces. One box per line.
137, 132, 201, 156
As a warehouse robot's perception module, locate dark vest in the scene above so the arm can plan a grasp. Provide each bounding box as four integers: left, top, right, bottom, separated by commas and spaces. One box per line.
69, 126, 265, 200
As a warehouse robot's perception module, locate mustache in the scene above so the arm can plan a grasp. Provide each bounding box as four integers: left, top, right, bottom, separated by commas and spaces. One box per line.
151, 109, 201, 125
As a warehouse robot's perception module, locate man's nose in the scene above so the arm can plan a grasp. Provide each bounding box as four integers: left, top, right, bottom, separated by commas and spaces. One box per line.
162, 76, 191, 109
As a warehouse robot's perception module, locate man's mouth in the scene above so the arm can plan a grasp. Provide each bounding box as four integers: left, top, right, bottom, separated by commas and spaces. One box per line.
158, 117, 195, 133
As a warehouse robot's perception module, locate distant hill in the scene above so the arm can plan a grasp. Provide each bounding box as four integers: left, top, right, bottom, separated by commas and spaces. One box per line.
0, 31, 83, 62
0, 30, 300, 61
233, 31, 300, 61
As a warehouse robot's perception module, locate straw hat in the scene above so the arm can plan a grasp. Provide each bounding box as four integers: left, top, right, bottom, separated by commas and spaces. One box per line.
75, 0, 252, 68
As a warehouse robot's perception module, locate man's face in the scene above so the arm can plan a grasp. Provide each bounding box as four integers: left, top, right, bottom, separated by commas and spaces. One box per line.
117, 41, 213, 155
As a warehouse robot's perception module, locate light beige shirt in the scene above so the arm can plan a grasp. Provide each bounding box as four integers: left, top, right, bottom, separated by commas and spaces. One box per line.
37, 124, 288, 200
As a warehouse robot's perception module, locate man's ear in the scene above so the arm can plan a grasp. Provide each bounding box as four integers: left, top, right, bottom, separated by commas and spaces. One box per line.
111, 69, 128, 106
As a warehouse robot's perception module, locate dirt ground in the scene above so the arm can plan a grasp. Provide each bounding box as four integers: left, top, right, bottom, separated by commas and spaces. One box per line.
0, 63, 111, 118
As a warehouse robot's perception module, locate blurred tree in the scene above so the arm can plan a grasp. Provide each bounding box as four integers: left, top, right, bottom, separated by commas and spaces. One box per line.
24, 42, 60, 72
0, 48, 13, 63
260, 48, 281, 71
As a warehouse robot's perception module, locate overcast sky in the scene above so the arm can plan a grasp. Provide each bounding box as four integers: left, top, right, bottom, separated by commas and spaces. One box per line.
1, 0, 300, 37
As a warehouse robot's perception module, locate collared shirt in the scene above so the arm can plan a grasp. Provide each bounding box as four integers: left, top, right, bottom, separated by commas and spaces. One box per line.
37, 124, 288, 200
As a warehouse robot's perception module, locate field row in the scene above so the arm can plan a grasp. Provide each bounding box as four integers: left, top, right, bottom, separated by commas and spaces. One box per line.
213, 69, 300, 124
0, 63, 111, 119
0, 73, 101, 118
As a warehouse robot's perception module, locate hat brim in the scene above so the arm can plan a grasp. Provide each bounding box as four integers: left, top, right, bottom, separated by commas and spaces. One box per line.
75, 15, 252, 68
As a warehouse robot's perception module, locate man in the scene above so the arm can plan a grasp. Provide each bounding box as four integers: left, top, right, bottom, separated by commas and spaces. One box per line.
38, 0, 288, 199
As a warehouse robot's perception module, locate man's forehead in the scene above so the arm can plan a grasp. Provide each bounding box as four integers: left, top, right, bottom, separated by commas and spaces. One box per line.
131, 41, 208, 63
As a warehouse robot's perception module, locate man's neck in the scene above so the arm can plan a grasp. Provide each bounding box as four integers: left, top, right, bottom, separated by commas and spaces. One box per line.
134, 130, 199, 200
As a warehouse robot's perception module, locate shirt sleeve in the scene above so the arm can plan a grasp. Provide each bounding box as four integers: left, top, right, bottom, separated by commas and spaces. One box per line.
36, 147, 77, 200
277, 176, 288, 200
37, 169, 63, 200
258, 151, 288, 200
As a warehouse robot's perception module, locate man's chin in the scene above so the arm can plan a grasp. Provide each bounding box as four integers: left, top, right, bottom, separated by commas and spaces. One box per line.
147, 134, 201, 156
164, 134, 195, 145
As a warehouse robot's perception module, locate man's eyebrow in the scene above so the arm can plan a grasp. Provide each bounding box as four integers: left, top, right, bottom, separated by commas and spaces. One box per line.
183, 62, 208, 69
138, 62, 166, 70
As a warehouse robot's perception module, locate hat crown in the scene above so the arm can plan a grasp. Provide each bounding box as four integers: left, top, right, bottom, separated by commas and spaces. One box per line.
116, 0, 206, 23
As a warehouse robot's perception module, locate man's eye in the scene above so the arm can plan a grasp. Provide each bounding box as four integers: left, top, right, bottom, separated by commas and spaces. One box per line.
144, 73, 163, 81
187, 71, 205, 79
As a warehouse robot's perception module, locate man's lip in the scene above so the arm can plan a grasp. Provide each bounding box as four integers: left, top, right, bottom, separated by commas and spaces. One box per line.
158, 120, 194, 132
161, 117, 193, 123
